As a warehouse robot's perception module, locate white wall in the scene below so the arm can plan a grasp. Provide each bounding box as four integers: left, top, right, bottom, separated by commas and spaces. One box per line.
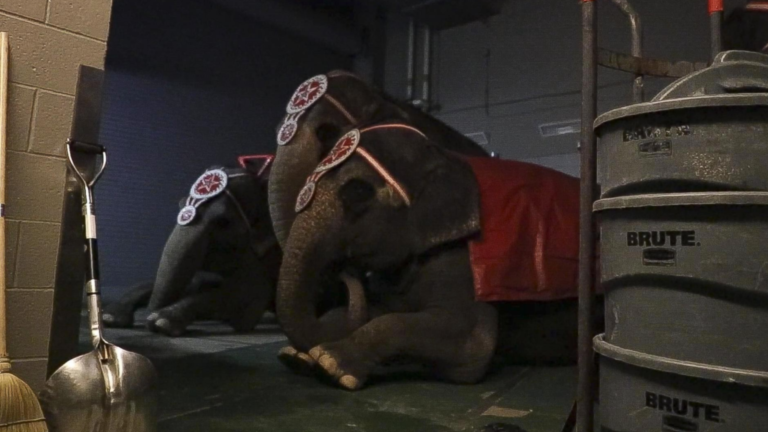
384, 0, 750, 174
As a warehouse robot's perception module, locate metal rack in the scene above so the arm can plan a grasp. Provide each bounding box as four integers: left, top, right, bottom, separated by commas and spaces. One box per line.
576, 1, 724, 431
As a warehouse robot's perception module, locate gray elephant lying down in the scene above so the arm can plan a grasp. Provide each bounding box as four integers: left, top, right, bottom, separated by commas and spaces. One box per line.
274, 122, 604, 390
103, 156, 283, 336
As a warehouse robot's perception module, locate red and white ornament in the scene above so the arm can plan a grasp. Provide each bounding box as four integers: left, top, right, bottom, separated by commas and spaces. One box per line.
295, 171, 327, 213
177, 205, 197, 226
276, 111, 305, 146
315, 129, 361, 173
189, 169, 228, 200
287, 75, 328, 114
295, 181, 316, 213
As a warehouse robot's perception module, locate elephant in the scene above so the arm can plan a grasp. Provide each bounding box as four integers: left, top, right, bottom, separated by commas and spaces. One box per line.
274, 121, 604, 390
102, 156, 285, 337
268, 70, 489, 251
268, 70, 491, 369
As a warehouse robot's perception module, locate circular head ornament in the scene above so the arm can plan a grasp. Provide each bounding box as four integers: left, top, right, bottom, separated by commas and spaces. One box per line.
276, 111, 305, 146
190, 169, 228, 200
286, 75, 328, 114
177, 205, 197, 226
277, 120, 298, 146
314, 129, 361, 173
295, 181, 316, 213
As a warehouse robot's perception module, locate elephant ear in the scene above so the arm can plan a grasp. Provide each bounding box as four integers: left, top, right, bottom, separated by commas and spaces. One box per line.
360, 129, 481, 254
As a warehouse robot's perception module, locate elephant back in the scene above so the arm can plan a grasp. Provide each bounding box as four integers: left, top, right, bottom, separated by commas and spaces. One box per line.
462, 157, 586, 302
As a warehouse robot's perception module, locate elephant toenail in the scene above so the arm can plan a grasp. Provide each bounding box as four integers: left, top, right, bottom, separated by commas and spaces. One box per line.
155, 318, 170, 329
297, 352, 316, 366
279, 346, 298, 357
147, 313, 158, 322
318, 355, 338, 373
340, 375, 360, 390
308, 347, 324, 361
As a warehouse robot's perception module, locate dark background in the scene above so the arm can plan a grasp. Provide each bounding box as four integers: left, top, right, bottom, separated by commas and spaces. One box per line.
96, 0, 751, 296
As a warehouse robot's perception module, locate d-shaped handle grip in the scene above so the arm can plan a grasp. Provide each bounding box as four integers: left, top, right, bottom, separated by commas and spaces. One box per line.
643, 248, 677, 267
68, 139, 105, 155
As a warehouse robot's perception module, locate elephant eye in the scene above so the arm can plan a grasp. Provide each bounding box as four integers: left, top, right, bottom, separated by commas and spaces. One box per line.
315, 123, 341, 152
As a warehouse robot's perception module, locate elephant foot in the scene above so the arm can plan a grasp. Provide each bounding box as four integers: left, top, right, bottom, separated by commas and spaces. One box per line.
277, 346, 316, 376
146, 309, 191, 337
308, 344, 370, 391
102, 303, 135, 328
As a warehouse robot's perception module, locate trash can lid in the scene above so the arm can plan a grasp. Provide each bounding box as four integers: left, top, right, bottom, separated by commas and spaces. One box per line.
594, 192, 768, 211
594, 94, 768, 130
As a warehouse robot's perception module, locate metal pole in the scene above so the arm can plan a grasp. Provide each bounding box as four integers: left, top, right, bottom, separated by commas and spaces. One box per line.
609, 0, 644, 102
709, 0, 723, 61
406, 17, 416, 101
578, 0, 597, 431
421, 25, 432, 111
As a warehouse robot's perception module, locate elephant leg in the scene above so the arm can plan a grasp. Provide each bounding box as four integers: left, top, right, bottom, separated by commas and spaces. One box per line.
147, 289, 223, 337
218, 253, 276, 333
308, 302, 498, 390
102, 281, 153, 328
278, 305, 370, 376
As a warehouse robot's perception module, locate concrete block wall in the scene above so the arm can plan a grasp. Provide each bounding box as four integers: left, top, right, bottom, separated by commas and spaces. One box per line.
1, 0, 112, 392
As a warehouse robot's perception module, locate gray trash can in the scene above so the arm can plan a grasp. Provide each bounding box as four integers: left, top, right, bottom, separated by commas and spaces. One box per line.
595, 334, 768, 432
594, 192, 768, 371
595, 95, 768, 199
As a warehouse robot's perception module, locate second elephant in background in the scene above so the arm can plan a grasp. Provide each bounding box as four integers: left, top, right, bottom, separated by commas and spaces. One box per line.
103, 156, 283, 336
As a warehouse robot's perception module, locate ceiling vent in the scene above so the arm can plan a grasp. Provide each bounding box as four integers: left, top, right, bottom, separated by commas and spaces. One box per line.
539, 119, 581, 138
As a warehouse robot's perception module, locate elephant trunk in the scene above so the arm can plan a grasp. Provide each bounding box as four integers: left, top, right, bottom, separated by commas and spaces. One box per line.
149, 224, 209, 311
268, 137, 321, 249
276, 192, 365, 352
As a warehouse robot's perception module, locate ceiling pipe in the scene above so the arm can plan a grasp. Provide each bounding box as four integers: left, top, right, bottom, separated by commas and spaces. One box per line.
421, 25, 432, 110
411, 24, 432, 111
210, 0, 362, 56
608, 0, 644, 103
406, 17, 416, 101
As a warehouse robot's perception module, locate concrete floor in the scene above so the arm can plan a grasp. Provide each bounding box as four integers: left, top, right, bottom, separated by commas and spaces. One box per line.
81, 309, 578, 432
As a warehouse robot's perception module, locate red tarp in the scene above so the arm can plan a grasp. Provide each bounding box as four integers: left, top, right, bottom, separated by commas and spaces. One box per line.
462, 157, 582, 302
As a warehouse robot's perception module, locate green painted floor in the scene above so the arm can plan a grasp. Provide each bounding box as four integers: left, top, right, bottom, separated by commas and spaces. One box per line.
83, 312, 577, 432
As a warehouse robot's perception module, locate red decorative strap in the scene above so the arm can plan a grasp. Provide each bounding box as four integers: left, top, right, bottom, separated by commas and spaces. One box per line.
746, 1, 768, 11
238, 155, 274, 177
356, 147, 411, 206
360, 124, 427, 139
296, 123, 426, 213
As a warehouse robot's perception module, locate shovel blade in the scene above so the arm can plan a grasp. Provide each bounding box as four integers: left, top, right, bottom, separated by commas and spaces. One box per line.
40, 345, 158, 432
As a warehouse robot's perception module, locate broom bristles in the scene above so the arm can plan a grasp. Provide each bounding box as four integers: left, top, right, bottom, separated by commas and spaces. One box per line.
0, 372, 48, 432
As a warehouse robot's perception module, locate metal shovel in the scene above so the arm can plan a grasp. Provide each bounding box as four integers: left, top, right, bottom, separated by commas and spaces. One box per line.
38, 117, 159, 430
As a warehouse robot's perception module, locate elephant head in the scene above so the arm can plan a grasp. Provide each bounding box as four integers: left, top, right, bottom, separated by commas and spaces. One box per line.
276, 123, 481, 352
149, 158, 279, 312
268, 70, 488, 250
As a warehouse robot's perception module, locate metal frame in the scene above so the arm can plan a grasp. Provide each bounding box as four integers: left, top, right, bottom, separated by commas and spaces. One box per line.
577, 2, 724, 431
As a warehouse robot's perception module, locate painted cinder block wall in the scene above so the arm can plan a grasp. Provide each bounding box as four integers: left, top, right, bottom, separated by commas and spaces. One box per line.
1, 0, 112, 392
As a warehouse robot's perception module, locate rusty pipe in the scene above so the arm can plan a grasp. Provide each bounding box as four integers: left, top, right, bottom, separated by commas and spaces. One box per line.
709, 0, 724, 61
609, 0, 644, 102
577, 1, 598, 432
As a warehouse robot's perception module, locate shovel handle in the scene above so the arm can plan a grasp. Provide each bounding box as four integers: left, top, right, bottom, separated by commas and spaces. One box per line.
68, 139, 105, 155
